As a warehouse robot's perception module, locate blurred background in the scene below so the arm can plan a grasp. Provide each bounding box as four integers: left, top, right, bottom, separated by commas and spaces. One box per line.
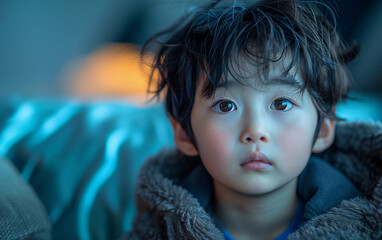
0, 0, 381, 120
0, 1, 381, 239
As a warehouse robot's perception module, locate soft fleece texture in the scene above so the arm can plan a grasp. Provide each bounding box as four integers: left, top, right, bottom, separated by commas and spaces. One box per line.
124, 121, 382, 240
0, 157, 51, 240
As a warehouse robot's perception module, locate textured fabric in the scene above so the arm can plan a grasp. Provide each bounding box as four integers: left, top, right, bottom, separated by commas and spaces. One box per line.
298, 156, 362, 220
124, 121, 382, 240
0, 157, 51, 240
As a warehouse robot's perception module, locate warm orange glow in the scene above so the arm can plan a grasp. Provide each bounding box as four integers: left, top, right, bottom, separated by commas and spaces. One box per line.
67, 43, 158, 100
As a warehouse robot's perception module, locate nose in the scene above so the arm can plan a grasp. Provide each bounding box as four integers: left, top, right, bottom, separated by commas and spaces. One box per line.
239, 115, 270, 144
240, 128, 269, 144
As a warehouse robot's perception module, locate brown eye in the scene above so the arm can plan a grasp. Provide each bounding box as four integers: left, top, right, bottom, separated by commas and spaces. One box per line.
213, 100, 237, 113
272, 99, 293, 111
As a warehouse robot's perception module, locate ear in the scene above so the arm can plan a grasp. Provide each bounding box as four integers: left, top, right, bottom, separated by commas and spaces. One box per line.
170, 117, 199, 156
312, 117, 336, 153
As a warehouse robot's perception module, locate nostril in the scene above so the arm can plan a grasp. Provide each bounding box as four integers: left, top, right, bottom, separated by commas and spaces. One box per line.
242, 134, 268, 143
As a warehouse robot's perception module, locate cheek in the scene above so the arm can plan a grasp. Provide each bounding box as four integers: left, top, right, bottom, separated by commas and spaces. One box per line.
276, 125, 313, 177
278, 123, 314, 158
197, 127, 230, 156
194, 126, 233, 175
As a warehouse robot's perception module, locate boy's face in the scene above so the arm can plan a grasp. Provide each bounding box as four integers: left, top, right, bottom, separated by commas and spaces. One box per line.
189, 58, 321, 196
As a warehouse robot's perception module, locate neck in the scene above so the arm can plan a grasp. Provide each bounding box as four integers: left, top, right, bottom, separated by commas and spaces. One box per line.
213, 179, 298, 240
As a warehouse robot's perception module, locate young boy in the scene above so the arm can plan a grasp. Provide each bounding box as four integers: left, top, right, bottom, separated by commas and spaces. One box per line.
124, 0, 382, 239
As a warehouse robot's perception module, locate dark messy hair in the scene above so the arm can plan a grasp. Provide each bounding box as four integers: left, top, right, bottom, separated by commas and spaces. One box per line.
142, 0, 359, 143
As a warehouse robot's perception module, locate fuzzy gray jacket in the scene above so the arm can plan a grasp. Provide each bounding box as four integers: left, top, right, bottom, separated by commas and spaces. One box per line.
124, 121, 382, 240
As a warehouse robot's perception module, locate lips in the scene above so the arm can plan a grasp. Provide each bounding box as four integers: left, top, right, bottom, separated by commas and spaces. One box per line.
240, 152, 272, 171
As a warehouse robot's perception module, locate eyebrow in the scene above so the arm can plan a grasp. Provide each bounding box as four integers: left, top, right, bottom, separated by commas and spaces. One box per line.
216, 76, 303, 90
266, 76, 303, 89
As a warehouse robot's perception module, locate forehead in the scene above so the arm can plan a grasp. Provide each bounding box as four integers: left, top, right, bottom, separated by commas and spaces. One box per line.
199, 51, 304, 97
